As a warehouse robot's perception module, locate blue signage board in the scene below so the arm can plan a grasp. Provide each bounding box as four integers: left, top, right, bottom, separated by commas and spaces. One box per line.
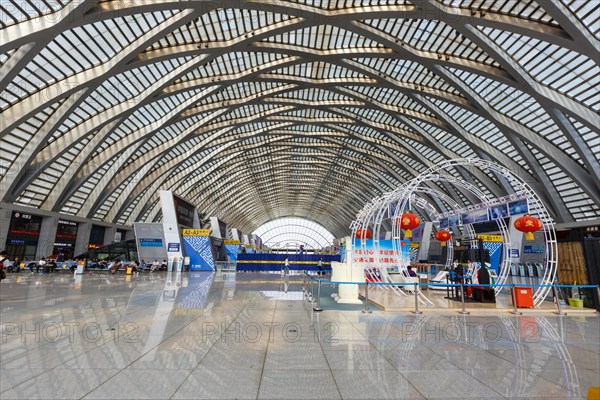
509, 249, 520, 258
524, 245, 544, 254
182, 235, 214, 271
139, 238, 163, 247
167, 243, 180, 252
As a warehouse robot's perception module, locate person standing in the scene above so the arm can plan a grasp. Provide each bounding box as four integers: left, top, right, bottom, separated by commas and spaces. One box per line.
317, 258, 324, 275
282, 256, 290, 292
0, 251, 8, 280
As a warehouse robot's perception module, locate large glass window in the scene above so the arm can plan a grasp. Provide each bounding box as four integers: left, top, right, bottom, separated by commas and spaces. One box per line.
253, 217, 335, 251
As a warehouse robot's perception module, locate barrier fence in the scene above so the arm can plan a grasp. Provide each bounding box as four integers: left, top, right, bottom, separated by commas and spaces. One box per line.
301, 270, 600, 316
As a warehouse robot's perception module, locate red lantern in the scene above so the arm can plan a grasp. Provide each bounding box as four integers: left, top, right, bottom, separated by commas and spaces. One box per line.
398, 211, 420, 238
355, 228, 372, 240
514, 214, 542, 240
434, 230, 452, 246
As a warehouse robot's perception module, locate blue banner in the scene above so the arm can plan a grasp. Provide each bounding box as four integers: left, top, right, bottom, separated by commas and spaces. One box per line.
182, 235, 214, 271
224, 243, 240, 262
483, 241, 503, 272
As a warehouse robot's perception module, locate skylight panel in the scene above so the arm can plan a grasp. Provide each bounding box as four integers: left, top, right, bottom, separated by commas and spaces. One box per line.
560, 0, 600, 39
360, 18, 498, 66
479, 26, 598, 111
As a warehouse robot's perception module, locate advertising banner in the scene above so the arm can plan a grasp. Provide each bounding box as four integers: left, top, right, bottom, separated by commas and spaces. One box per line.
224, 239, 241, 262
489, 204, 509, 220
508, 199, 529, 216
182, 229, 214, 271
483, 241, 503, 272
352, 239, 411, 274
461, 208, 490, 225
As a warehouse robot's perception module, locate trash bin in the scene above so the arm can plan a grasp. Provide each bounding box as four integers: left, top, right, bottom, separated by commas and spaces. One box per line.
126, 267, 133, 275
512, 287, 534, 308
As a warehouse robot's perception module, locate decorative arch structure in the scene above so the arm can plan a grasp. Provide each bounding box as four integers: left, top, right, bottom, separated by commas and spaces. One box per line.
1, 1, 598, 240
352, 158, 558, 307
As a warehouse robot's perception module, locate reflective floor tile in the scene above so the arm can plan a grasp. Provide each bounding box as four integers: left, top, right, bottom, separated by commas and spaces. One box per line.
199, 349, 266, 369
323, 350, 395, 370
172, 367, 261, 399
382, 348, 455, 371
528, 368, 600, 396
464, 368, 578, 399
401, 369, 504, 398
128, 348, 207, 369
83, 369, 191, 399
264, 349, 329, 370
331, 369, 424, 399
0, 368, 119, 399
258, 369, 341, 399
433, 349, 517, 369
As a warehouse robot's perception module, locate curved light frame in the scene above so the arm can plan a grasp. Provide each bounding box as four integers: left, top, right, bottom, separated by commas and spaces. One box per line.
352, 158, 557, 307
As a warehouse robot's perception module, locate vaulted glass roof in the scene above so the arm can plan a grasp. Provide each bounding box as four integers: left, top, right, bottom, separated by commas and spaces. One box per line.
0, 0, 598, 237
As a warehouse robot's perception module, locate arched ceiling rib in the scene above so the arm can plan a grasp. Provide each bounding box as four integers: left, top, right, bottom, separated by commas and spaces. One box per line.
1, 0, 599, 238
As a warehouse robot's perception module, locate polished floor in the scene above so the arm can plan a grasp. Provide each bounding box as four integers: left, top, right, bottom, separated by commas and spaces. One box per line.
0, 271, 598, 399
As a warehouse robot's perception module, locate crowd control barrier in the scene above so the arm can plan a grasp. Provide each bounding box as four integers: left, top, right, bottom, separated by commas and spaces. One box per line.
302, 270, 600, 316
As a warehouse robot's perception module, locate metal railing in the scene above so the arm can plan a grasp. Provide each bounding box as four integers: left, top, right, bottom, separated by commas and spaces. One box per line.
302, 270, 599, 316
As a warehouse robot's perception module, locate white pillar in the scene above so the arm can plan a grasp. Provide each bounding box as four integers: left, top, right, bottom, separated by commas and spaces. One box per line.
418, 222, 433, 261
36, 216, 59, 259
74, 222, 92, 256
0, 208, 12, 250
508, 216, 523, 264
104, 226, 117, 245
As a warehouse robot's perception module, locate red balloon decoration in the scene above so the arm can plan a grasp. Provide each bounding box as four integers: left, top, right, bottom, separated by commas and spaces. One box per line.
398, 211, 420, 238
355, 228, 372, 240
514, 214, 543, 240
434, 230, 452, 246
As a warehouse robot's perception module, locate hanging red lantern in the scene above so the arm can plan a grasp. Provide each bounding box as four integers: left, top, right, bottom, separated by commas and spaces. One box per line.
434, 230, 452, 246
514, 214, 543, 240
355, 228, 372, 240
398, 211, 420, 238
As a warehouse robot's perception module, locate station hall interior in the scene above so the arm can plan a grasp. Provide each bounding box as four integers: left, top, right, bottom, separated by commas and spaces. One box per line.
0, 1, 599, 399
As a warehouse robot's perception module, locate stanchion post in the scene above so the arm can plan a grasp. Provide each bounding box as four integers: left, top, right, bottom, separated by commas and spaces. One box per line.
459, 282, 470, 315
412, 282, 422, 314
313, 279, 323, 312
309, 275, 314, 302
510, 284, 522, 315
362, 282, 372, 314
553, 284, 566, 316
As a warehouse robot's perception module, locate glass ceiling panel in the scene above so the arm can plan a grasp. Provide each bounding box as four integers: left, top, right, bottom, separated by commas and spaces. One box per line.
360, 18, 499, 66
289, 0, 413, 10
436, 0, 557, 25
479, 26, 599, 111
348, 57, 463, 95
0, 0, 68, 27
177, 52, 290, 81
149, 8, 296, 47
3, 12, 176, 109
560, 0, 600, 39
263, 24, 385, 50
446, 67, 584, 167
267, 61, 369, 80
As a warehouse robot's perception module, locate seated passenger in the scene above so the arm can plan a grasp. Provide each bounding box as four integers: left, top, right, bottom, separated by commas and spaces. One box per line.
406, 266, 418, 277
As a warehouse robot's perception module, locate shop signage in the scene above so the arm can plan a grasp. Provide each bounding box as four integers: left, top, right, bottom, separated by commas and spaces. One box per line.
182, 229, 210, 236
